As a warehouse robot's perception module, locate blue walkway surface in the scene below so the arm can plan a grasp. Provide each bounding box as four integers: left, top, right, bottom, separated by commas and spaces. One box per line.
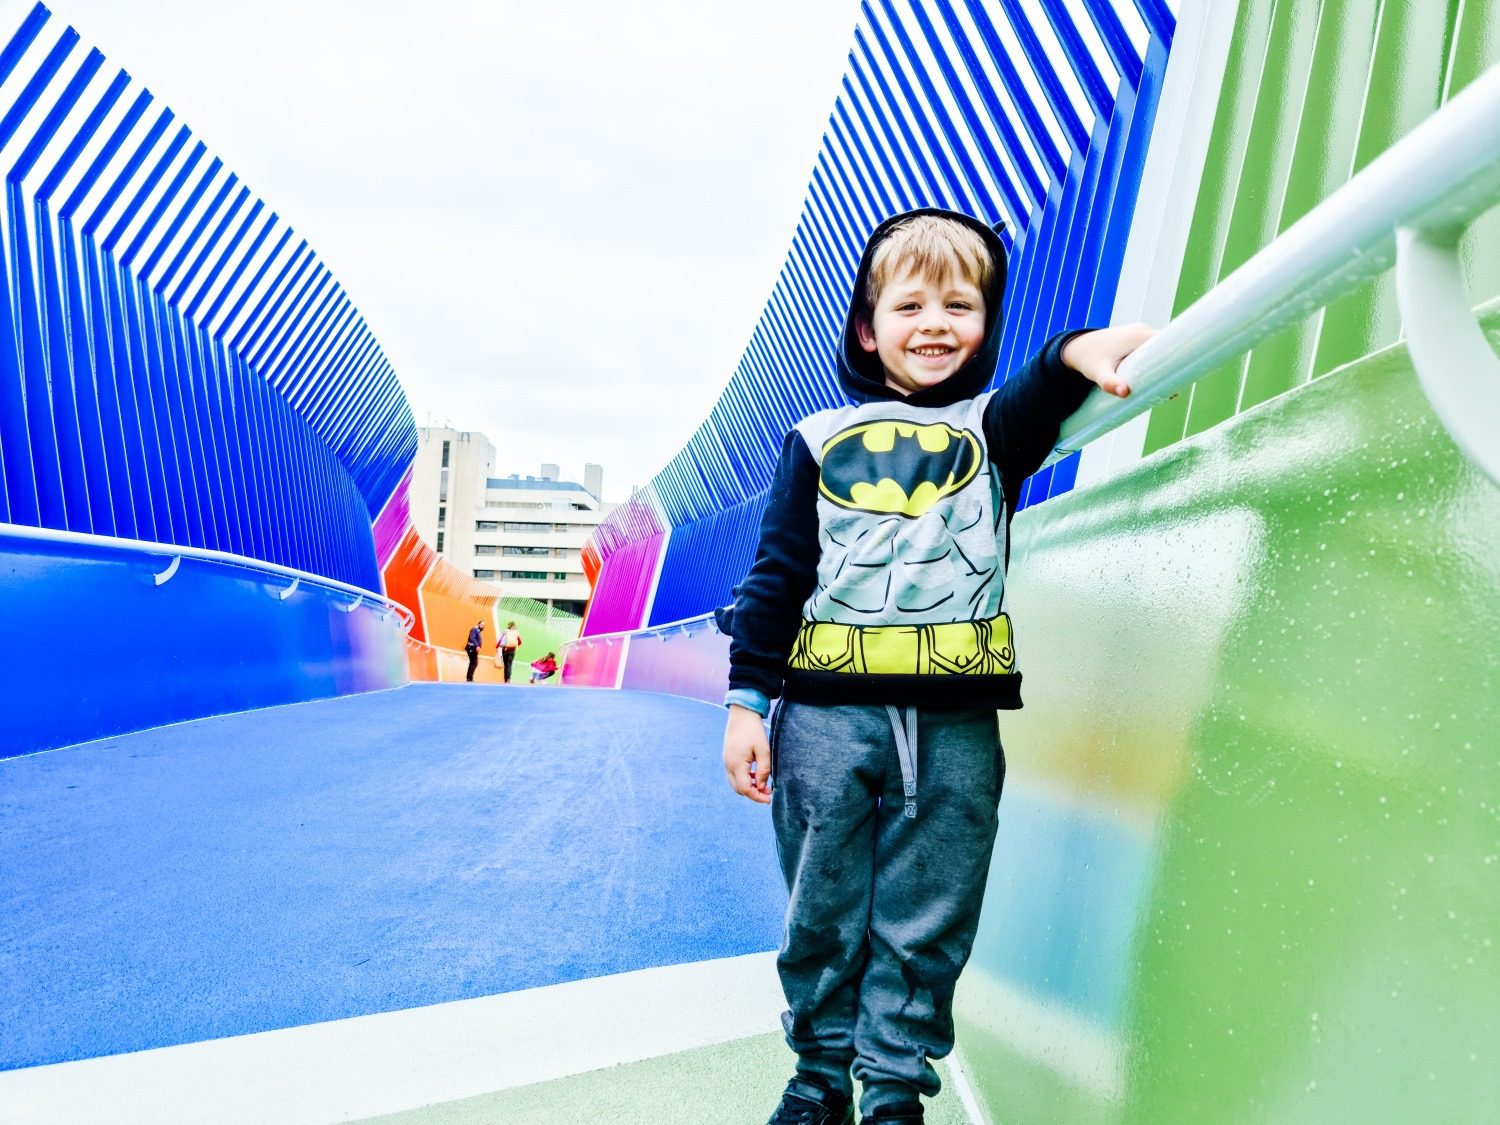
1, 685, 784, 1070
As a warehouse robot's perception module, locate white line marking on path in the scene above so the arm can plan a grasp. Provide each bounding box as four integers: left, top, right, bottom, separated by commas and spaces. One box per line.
0, 951, 783, 1125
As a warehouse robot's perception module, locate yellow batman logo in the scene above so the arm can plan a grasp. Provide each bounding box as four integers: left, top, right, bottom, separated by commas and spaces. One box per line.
819, 421, 982, 517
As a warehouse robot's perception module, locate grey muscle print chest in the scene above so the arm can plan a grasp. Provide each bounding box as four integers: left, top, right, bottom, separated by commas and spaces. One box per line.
793, 393, 1005, 628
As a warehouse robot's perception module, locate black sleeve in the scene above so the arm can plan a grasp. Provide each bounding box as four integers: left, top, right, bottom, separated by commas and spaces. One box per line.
727, 428, 822, 699
983, 329, 1096, 494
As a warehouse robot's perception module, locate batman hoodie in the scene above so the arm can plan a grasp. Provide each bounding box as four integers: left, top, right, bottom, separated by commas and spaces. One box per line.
726, 208, 1094, 711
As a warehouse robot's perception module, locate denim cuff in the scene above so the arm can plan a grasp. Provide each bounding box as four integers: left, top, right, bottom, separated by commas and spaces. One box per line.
724, 688, 770, 716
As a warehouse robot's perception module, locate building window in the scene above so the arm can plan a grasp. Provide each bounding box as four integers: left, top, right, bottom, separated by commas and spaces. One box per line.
436, 532, 445, 553
473, 569, 495, 579
553, 572, 568, 580
437, 506, 446, 528
441, 440, 450, 468
501, 570, 547, 580
475, 545, 498, 556
439, 470, 448, 502
503, 521, 548, 532
553, 523, 571, 531
503, 545, 549, 556
476, 520, 499, 531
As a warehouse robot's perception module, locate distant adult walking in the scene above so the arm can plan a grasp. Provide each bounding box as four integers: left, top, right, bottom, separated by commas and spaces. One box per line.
496, 621, 524, 682
464, 620, 485, 682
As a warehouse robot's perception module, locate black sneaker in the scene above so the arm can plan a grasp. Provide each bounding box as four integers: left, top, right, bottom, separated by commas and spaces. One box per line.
860, 1103, 924, 1124
767, 1076, 855, 1125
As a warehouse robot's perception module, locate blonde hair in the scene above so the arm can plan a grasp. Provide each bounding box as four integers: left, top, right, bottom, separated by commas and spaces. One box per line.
864, 216, 994, 313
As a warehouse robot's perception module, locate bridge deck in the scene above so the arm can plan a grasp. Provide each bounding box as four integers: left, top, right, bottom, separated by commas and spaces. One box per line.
0, 684, 971, 1122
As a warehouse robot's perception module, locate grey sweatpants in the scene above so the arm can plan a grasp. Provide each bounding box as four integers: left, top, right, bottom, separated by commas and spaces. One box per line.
769, 700, 1005, 1114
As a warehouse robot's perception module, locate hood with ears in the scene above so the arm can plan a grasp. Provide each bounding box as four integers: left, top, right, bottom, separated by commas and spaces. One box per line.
837, 207, 1009, 408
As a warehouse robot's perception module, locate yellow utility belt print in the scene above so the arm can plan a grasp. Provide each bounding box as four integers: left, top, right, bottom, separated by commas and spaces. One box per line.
789, 614, 1016, 676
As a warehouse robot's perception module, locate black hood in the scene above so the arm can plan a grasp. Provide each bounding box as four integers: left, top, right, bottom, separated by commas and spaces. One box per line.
837, 207, 1009, 408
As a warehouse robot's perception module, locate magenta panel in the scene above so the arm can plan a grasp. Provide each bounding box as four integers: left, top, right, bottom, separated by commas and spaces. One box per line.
561, 636, 624, 688
372, 470, 413, 569
591, 493, 665, 558
581, 532, 664, 636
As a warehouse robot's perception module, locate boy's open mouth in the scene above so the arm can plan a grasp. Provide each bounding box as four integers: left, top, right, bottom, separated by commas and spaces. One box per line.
910, 345, 955, 358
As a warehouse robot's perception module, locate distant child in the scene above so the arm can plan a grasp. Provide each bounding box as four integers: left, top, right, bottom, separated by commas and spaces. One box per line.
529, 652, 558, 683
721, 209, 1151, 1125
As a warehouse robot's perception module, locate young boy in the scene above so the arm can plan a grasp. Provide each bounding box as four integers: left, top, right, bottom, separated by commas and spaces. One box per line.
722, 209, 1151, 1125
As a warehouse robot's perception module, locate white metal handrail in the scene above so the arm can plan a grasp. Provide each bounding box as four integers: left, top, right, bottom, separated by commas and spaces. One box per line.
1051, 61, 1500, 486
1, 522, 415, 633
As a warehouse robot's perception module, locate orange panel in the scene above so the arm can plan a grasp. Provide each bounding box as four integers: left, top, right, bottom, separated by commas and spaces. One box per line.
382, 526, 436, 643
404, 635, 438, 681
421, 557, 501, 656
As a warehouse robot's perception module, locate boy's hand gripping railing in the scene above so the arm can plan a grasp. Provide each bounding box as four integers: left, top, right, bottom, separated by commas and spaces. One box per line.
1049, 62, 1500, 487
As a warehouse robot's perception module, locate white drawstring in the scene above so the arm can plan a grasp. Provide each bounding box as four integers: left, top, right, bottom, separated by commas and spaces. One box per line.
885, 704, 919, 818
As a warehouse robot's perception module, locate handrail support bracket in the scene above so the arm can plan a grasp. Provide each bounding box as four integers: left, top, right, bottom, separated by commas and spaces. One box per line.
1395, 224, 1500, 488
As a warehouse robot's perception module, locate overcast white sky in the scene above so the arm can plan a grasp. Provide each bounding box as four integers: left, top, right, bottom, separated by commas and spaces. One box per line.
49, 0, 859, 500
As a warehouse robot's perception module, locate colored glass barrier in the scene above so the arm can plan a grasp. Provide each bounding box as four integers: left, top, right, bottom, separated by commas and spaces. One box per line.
3, 525, 408, 756
954, 311, 1500, 1123
565, 613, 729, 704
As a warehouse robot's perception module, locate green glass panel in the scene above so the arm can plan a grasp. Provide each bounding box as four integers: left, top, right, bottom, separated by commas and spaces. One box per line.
955, 304, 1500, 1122
496, 595, 580, 667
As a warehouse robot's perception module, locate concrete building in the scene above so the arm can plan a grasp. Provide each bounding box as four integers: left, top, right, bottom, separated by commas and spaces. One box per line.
411, 427, 609, 616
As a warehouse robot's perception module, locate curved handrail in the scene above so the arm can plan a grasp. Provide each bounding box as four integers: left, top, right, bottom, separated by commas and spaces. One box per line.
1051, 61, 1500, 473
1, 523, 416, 634
559, 610, 718, 656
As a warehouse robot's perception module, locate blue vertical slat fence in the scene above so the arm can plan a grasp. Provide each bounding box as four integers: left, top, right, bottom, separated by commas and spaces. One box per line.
0, 3, 421, 593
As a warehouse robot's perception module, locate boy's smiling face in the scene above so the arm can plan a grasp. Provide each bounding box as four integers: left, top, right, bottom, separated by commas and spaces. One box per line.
856, 265, 987, 396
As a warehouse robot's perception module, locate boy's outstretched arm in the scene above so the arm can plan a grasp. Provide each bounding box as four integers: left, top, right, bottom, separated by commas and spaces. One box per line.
986, 323, 1157, 489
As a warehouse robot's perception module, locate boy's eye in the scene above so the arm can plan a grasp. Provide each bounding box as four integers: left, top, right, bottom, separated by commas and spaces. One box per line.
896, 302, 920, 312
948, 301, 974, 311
